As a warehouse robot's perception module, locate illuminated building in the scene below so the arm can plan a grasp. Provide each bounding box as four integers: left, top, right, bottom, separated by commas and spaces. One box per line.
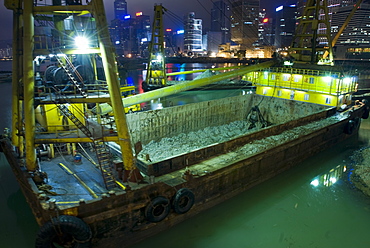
331, 2, 370, 59
114, 0, 128, 20
184, 12, 203, 55
230, 0, 259, 50
211, 0, 231, 44
274, 4, 297, 49
256, 9, 275, 47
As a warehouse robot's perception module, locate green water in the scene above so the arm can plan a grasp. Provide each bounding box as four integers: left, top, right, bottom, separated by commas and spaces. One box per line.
1, 79, 370, 247
131, 121, 370, 248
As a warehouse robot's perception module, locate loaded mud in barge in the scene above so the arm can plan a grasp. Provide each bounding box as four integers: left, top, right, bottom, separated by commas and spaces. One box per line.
0, 93, 366, 248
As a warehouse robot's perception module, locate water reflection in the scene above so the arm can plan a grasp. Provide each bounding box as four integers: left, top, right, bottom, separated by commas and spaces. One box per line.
310, 164, 347, 187
131, 122, 370, 248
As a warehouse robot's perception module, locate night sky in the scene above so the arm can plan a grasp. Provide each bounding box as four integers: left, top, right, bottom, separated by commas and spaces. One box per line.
0, 0, 295, 42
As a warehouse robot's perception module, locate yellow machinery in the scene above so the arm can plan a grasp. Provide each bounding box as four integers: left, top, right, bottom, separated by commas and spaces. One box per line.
243, 67, 357, 107
289, 0, 333, 65
144, 4, 167, 91
245, 0, 361, 108
5, 0, 135, 175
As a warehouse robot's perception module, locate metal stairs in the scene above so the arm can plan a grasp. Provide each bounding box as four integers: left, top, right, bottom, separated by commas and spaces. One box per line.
54, 93, 117, 190
53, 54, 88, 97
93, 140, 117, 189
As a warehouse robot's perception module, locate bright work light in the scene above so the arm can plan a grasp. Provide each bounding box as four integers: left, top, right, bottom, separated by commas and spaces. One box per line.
74, 36, 89, 49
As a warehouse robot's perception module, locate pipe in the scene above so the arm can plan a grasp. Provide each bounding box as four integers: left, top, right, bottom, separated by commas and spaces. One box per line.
123, 60, 277, 107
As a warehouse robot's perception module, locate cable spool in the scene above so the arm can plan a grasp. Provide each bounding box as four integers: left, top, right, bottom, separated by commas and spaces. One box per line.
44, 66, 58, 81
53, 67, 69, 84
73, 65, 94, 84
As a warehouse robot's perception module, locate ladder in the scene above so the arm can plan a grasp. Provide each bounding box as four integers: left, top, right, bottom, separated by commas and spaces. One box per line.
53, 54, 88, 97
54, 92, 117, 190
94, 140, 117, 189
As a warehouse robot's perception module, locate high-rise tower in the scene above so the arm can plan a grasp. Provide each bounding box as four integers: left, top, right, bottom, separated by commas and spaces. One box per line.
274, 5, 297, 49
114, 0, 128, 20
211, 0, 231, 43
184, 12, 203, 55
230, 0, 259, 49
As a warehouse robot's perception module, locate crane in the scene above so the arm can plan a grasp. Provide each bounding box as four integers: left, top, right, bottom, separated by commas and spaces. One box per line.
289, 0, 365, 64
143, 4, 167, 91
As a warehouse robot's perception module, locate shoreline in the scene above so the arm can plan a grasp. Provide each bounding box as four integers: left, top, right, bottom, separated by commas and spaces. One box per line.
350, 147, 370, 197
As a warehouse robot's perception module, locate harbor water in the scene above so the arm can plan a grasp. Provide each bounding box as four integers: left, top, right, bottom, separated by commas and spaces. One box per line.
1, 63, 370, 247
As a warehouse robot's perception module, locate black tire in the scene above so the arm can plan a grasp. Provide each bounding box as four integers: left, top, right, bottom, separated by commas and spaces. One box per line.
35, 215, 92, 248
344, 119, 355, 134
362, 108, 369, 119
172, 188, 195, 214
145, 196, 170, 222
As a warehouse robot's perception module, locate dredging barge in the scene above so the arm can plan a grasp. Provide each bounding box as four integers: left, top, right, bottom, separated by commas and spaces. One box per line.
2, 0, 368, 247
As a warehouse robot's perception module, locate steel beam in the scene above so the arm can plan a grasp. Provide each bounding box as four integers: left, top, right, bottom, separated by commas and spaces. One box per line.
123, 60, 277, 107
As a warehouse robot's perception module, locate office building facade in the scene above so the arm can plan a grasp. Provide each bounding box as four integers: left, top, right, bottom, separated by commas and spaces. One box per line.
230, 0, 259, 49
184, 12, 203, 55
274, 5, 297, 49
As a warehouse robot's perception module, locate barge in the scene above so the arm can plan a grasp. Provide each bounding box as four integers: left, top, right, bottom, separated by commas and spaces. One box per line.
2, 0, 368, 247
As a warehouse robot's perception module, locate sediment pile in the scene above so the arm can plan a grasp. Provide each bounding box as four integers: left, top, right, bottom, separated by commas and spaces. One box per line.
137, 115, 342, 163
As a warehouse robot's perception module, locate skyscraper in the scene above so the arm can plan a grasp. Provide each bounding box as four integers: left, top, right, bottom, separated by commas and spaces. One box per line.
230, 0, 259, 49
274, 4, 297, 49
256, 8, 275, 47
184, 12, 203, 55
114, 0, 128, 20
210, 0, 231, 44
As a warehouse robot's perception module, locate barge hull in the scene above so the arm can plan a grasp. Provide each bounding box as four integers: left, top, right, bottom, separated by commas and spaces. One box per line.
1, 95, 364, 248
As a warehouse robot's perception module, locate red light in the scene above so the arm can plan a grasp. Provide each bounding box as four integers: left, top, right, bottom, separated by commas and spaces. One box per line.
263, 18, 269, 23
166, 29, 172, 32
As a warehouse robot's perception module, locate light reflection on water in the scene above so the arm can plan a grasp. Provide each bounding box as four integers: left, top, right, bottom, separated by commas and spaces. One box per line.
1, 77, 370, 247
131, 127, 370, 248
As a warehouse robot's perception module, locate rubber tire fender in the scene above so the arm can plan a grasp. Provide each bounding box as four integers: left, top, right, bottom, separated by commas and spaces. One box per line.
172, 188, 195, 214
344, 120, 355, 134
344, 118, 361, 135
35, 215, 92, 248
145, 196, 171, 222
362, 108, 369, 119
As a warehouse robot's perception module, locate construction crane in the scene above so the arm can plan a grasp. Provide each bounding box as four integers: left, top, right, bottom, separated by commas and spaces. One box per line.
288, 0, 333, 65
289, 0, 364, 64
322, 0, 364, 60
143, 4, 167, 91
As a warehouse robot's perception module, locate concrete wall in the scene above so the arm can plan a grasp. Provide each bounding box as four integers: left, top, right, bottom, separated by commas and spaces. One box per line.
126, 94, 328, 145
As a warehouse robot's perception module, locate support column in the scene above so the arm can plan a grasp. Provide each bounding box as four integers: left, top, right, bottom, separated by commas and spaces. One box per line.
11, 0, 22, 149
92, 0, 135, 170
23, 0, 36, 171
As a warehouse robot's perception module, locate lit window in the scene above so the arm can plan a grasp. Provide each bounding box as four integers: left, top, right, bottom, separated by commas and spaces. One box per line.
294, 75, 301, 82
304, 94, 309, 100
277, 90, 282, 96
271, 74, 276, 80
309, 77, 315, 84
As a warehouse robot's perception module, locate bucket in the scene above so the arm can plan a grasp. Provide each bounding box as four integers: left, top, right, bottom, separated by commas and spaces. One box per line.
74, 154, 82, 164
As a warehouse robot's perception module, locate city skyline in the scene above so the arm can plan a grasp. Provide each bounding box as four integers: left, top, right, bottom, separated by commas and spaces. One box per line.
0, 0, 295, 42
